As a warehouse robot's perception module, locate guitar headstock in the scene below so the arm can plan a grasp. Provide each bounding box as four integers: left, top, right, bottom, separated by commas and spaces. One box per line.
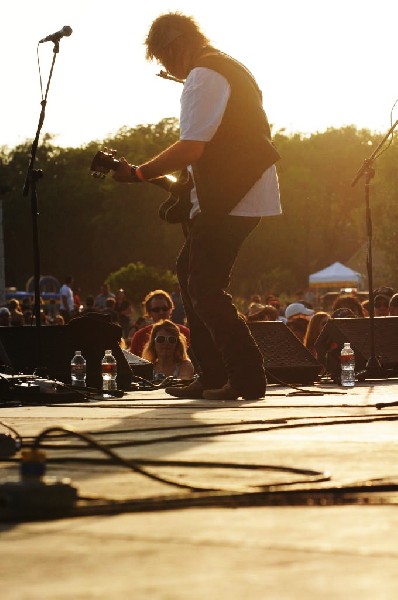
90, 148, 120, 179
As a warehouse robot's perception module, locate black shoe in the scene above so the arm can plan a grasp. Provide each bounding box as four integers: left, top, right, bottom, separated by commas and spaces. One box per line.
164, 379, 205, 399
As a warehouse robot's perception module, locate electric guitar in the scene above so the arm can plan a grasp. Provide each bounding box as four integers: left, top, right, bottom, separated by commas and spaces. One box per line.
90, 149, 193, 224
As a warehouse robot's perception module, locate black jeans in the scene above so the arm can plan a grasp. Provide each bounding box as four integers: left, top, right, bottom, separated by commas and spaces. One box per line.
176, 213, 266, 395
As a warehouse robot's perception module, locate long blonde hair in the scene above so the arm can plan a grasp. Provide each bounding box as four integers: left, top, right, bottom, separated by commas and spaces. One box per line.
304, 311, 329, 355
142, 319, 189, 363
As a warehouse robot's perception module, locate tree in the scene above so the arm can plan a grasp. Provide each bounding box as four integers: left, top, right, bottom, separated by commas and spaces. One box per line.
106, 262, 177, 306
231, 126, 383, 296
2, 122, 397, 298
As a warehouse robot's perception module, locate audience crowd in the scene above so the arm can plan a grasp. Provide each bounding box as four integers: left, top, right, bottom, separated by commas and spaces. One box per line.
1, 280, 397, 381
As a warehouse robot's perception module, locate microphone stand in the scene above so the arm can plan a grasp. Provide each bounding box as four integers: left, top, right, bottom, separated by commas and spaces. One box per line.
351, 119, 398, 379
22, 39, 61, 376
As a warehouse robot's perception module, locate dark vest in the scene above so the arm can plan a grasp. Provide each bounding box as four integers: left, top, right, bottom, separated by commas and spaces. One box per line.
190, 51, 281, 217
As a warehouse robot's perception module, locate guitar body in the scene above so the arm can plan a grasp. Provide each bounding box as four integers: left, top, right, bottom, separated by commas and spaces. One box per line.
158, 193, 191, 224
91, 149, 193, 225
158, 169, 193, 224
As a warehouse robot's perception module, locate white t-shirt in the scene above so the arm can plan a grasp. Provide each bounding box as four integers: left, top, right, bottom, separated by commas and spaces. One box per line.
180, 67, 282, 219
59, 284, 74, 312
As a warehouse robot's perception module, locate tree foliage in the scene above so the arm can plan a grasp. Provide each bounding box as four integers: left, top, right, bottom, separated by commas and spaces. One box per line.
1, 121, 397, 300
106, 261, 177, 305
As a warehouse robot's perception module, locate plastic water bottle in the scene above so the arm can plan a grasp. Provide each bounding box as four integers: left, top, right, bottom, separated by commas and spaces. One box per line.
70, 350, 86, 387
101, 349, 117, 390
340, 342, 355, 387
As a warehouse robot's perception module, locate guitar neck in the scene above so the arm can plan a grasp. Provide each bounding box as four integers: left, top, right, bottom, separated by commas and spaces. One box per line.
90, 150, 177, 192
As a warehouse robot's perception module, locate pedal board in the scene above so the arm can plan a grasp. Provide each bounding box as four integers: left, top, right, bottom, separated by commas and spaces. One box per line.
0, 374, 86, 404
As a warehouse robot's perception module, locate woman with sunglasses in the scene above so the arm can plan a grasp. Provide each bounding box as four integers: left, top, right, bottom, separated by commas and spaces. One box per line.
129, 289, 190, 357
142, 319, 194, 381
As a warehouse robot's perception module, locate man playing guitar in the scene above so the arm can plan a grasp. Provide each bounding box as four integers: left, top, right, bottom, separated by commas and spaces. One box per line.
112, 12, 281, 401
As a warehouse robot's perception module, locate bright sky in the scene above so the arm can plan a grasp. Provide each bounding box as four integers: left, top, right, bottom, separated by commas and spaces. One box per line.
2, 0, 398, 149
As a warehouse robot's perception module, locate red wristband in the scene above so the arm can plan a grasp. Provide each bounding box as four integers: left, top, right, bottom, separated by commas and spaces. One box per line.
135, 166, 146, 181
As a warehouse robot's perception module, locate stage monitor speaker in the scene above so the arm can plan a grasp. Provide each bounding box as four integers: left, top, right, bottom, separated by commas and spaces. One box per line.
314, 316, 398, 378
0, 314, 149, 389
248, 321, 322, 384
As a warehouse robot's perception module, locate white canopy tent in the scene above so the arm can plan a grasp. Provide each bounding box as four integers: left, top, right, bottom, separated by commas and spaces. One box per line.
309, 262, 363, 289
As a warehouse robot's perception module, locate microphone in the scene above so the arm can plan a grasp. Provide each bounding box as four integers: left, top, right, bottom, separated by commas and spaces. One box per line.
39, 26, 73, 44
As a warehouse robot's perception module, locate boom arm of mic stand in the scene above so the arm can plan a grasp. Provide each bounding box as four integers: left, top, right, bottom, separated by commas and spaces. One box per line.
351, 119, 398, 188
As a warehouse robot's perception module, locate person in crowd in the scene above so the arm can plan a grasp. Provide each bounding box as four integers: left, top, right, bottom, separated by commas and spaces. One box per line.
94, 283, 115, 310
31, 309, 48, 325
102, 297, 119, 323
266, 296, 286, 322
112, 12, 280, 401
284, 302, 314, 343
46, 298, 59, 323
373, 286, 394, 300
302, 288, 316, 308
81, 295, 97, 314
8, 299, 24, 326
52, 314, 65, 325
313, 312, 348, 379
389, 293, 398, 316
361, 299, 370, 317
132, 316, 148, 331
247, 301, 265, 319
59, 275, 74, 323
374, 294, 390, 317
285, 302, 314, 322
266, 295, 280, 308
130, 289, 190, 357
22, 310, 33, 325
73, 286, 82, 314
247, 294, 263, 317
0, 306, 11, 326
303, 311, 330, 358
127, 316, 148, 346
331, 294, 365, 318
246, 304, 279, 322
331, 308, 357, 319
286, 317, 309, 343
142, 319, 194, 381
115, 289, 132, 340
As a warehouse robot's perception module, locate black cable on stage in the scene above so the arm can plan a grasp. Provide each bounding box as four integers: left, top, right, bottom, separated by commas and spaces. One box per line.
262, 368, 346, 396
32, 426, 218, 492
32, 412, 398, 451
19, 426, 331, 492
0, 420, 23, 446
0, 420, 23, 457
19, 413, 398, 491
74, 474, 398, 516
24, 411, 396, 444
16, 454, 331, 488
3, 416, 398, 520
